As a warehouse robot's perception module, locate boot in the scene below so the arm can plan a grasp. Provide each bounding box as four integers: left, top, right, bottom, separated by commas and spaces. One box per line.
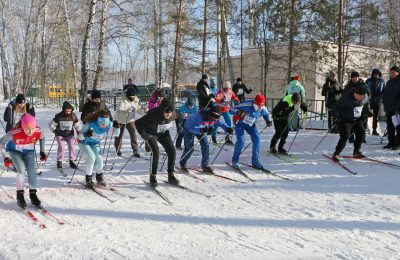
278, 147, 288, 155
252, 160, 263, 170
69, 160, 77, 169
133, 152, 141, 158
383, 143, 394, 149
332, 152, 340, 162
231, 161, 240, 169
168, 172, 180, 185
85, 175, 94, 189
353, 150, 365, 158
96, 173, 106, 186
149, 174, 158, 187
211, 135, 217, 144
371, 130, 379, 136
16, 190, 27, 208
270, 147, 278, 154
225, 136, 234, 145
202, 166, 214, 174
180, 163, 188, 172
117, 151, 122, 156
57, 161, 62, 169
29, 189, 41, 207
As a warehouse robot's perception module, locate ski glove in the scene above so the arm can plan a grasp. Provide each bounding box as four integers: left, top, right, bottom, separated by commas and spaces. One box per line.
40, 152, 47, 162
266, 120, 273, 127
200, 127, 209, 134
84, 129, 93, 137
4, 157, 12, 168
226, 128, 234, 134
113, 120, 120, 128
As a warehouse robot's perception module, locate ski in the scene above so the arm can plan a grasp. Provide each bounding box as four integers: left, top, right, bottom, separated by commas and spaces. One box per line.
144, 181, 172, 204
241, 163, 294, 181
21, 207, 47, 229
36, 205, 66, 225
96, 184, 136, 199
322, 154, 357, 175
178, 167, 207, 182
268, 152, 292, 161
78, 182, 116, 203
190, 168, 247, 184
340, 155, 400, 169
162, 181, 213, 198
225, 162, 255, 182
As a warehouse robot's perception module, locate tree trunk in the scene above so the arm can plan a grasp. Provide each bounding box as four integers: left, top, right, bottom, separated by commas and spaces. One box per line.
93, 0, 109, 90
0, 5, 11, 99
201, 0, 208, 74
171, 0, 183, 103
80, 0, 97, 109
40, 0, 47, 101
217, 0, 222, 86
338, 0, 344, 84
287, 0, 296, 82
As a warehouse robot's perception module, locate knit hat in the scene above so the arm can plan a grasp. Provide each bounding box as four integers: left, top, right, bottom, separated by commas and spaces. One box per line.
293, 75, 301, 81
350, 71, 360, 78
253, 94, 266, 106
236, 78, 242, 82
354, 85, 367, 95
126, 87, 137, 97
16, 94, 26, 104
209, 106, 221, 119
21, 114, 36, 129
62, 101, 74, 112
202, 74, 208, 80
390, 66, 400, 74
91, 90, 101, 99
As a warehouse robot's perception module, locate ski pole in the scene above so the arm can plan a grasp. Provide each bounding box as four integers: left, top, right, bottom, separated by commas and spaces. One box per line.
104, 127, 115, 168
0, 119, 6, 132
42, 135, 56, 167
288, 116, 308, 152
102, 133, 108, 155
109, 141, 144, 172
380, 127, 387, 144
211, 133, 230, 165
68, 149, 84, 184
311, 123, 336, 152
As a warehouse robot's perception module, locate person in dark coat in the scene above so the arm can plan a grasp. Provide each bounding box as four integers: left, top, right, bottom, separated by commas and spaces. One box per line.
382, 66, 400, 150
3, 94, 35, 133
366, 69, 385, 136
135, 99, 180, 187
331, 84, 370, 161
196, 74, 215, 109
81, 90, 113, 124
233, 78, 252, 102
123, 78, 139, 95
321, 72, 343, 132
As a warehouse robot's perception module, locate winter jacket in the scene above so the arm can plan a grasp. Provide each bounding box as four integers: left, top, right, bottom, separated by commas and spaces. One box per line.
231, 100, 271, 128
343, 79, 369, 95
49, 101, 81, 137
284, 80, 306, 100
233, 83, 252, 102
272, 95, 307, 121
331, 89, 369, 123
114, 96, 140, 124
184, 110, 229, 136
321, 78, 343, 108
214, 89, 239, 113
78, 120, 112, 146
135, 99, 179, 138
179, 102, 197, 120
80, 99, 113, 124
196, 79, 214, 108
366, 77, 385, 106
0, 127, 45, 154
3, 99, 36, 132
148, 91, 162, 109
382, 75, 400, 113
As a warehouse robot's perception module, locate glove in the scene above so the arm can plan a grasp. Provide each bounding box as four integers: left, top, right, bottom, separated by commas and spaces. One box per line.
207, 126, 214, 135
177, 125, 183, 134
84, 128, 93, 137
40, 152, 47, 162
113, 120, 120, 128
236, 110, 245, 118
4, 157, 12, 168
226, 127, 234, 134
249, 89, 253, 93
266, 120, 273, 127
200, 127, 208, 134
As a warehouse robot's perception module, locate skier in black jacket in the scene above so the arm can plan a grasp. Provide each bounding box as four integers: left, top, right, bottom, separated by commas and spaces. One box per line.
81, 90, 113, 124
196, 74, 215, 109
331, 84, 369, 161
233, 78, 252, 102
135, 99, 180, 187
3, 94, 35, 132
321, 72, 343, 132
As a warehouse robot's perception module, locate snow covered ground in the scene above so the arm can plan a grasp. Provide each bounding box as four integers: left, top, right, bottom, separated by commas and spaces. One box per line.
0, 103, 400, 259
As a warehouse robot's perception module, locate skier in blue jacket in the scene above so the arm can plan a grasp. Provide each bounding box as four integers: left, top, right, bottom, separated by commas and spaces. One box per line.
230, 95, 272, 169
176, 96, 197, 150
180, 106, 232, 174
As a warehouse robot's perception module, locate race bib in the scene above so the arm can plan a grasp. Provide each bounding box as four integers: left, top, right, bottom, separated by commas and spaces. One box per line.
92, 133, 104, 141
353, 106, 363, 118
15, 143, 34, 151
183, 113, 190, 119
237, 88, 244, 95
157, 122, 173, 133
59, 121, 73, 131
243, 115, 256, 126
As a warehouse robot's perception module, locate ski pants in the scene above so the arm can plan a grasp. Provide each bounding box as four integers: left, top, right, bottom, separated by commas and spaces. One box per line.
9, 150, 37, 190
270, 118, 289, 149
386, 111, 400, 146
371, 103, 380, 132
180, 130, 209, 168
335, 120, 365, 155
56, 135, 76, 161
78, 143, 103, 176
231, 123, 261, 165
114, 121, 139, 152
147, 131, 175, 175
212, 112, 232, 137
175, 119, 187, 148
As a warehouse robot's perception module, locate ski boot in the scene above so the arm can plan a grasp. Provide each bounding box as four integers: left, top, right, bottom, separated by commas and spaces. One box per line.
29, 189, 41, 207
371, 130, 379, 136
133, 151, 141, 158
96, 173, 106, 186
278, 147, 288, 155
117, 151, 123, 156
252, 161, 263, 170
149, 174, 158, 187
211, 135, 217, 144
231, 161, 240, 169
16, 190, 27, 208
57, 161, 62, 169
175, 146, 183, 150
180, 163, 189, 172
69, 160, 77, 169
332, 152, 340, 162
85, 175, 94, 189
225, 136, 234, 145
269, 147, 278, 154
202, 166, 214, 174
168, 172, 180, 185
353, 150, 365, 159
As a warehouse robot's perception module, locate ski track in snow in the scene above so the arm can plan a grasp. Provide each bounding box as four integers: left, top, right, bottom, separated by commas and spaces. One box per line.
0, 104, 399, 259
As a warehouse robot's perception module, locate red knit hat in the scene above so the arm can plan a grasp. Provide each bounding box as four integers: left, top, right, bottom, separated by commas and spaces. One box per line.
253, 95, 265, 106
293, 75, 301, 81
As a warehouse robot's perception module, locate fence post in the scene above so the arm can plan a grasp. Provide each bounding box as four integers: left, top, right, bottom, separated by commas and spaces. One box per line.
113, 95, 117, 111
320, 100, 325, 120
